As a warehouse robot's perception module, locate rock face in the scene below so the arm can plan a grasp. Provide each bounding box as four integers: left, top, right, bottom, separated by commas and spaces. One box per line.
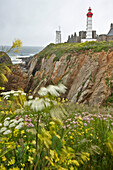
26, 49, 113, 106
0, 52, 28, 91
0, 51, 12, 65
4, 65, 28, 92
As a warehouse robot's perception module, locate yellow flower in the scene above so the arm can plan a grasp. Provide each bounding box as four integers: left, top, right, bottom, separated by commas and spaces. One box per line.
21, 130, 25, 135
62, 98, 65, 103
28, 149, 32, 153
90, 134, 93, 136
85, 129, 88, 133
70, 136, 73, 139
5, 111, 9, 114
32, 148, 36, 153
12, 39, 22, 49
21, 163, 25, 167
2, 156, 7, 161
24, 122, 27, 126
26, 146, 29, 150
28, 156, 34, 164
14, 129, 19, 136
32, 140, 36, 145
57, 97, 61, 101
8, 157, 15, 165
78, 117, 82, 120
23, 135, 27, 138
0, 164, 6, 170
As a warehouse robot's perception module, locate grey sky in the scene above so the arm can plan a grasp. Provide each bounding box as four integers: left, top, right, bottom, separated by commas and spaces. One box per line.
0, 0, 113, 46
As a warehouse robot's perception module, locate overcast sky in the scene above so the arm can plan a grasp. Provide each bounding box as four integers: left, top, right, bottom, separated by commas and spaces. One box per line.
0, 0, 113, 46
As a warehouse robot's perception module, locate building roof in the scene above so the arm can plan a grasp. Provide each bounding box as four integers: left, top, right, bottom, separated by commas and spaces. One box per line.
107, 28, 113, 36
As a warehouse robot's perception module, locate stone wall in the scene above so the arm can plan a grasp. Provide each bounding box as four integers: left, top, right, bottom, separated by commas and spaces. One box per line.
67, 33, 77, 43
107, 35, 113, 41
67, 30, 96, 43
97, 34, 107, 42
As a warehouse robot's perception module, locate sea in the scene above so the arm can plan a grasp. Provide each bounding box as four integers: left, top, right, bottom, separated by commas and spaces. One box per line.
0, 46, 44, 64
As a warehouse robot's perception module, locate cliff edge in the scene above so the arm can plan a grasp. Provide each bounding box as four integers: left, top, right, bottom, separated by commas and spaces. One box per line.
10, 42, 113, 106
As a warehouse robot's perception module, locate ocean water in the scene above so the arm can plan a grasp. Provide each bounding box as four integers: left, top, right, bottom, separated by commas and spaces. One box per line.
0, 46, 44, 64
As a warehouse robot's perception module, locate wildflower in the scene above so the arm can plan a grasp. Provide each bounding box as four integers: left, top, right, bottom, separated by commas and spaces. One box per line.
9, 123, 16, 128
15, 122, 24, 129
47, 85, 60, 96
4, 95, 10, 99
78, 116, 82, 120
67, 124, 70, 127
28, 118, 32, 122
21, 130, 25, 134
0, 123, 2, 126
84, 123, 87, 126
10, 119, 18, 124
4, 117, 10, 121
21, 163, 25, 167
18, 118, 24, 122
0, 127, 7, 133
28, 156, 34, 164
13, 93, 18, 96
111, 123, 113, 126
3, 130, 12, 135
38, 87, 48, 96
8, 157, 15, 165
2, 156, 7, 161
32, 140, 36, 145
32, 148, 36, 153
90, 134, 93, 136
70, 136, 73, 139
26, 146, 29, 150
29, 123, 34, 127
28, 95, 33, 99
4, 121, 9, 127
45, 101, 51, 107
0, 164, 6, 170
21, 92, 26, 96
57, 83, 67, 94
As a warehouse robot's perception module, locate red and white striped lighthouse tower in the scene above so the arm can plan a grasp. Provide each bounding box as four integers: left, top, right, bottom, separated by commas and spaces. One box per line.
86, 7, 93, 39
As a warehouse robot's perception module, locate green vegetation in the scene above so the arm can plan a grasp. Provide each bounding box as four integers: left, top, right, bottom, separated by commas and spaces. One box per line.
37, 41, 113, 61
66, 54, 72, 61
105, 93, 113, 106
0, 84, 113, 169
1, 40, 113, 169
0, 39, 22, 86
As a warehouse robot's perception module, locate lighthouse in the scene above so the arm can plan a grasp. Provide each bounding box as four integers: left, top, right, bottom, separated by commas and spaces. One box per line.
81, 7, 96, 43
86, 7, 93, 39
56, 26, 61, 44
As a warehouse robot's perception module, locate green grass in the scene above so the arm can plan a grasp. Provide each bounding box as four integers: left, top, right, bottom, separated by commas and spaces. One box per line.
37, 41, 113, 62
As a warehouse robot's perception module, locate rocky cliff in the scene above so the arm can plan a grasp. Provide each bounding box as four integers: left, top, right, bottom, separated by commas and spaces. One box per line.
0, 51, 12, 65
0, 51, 28, 91
25, 41, 113, 106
